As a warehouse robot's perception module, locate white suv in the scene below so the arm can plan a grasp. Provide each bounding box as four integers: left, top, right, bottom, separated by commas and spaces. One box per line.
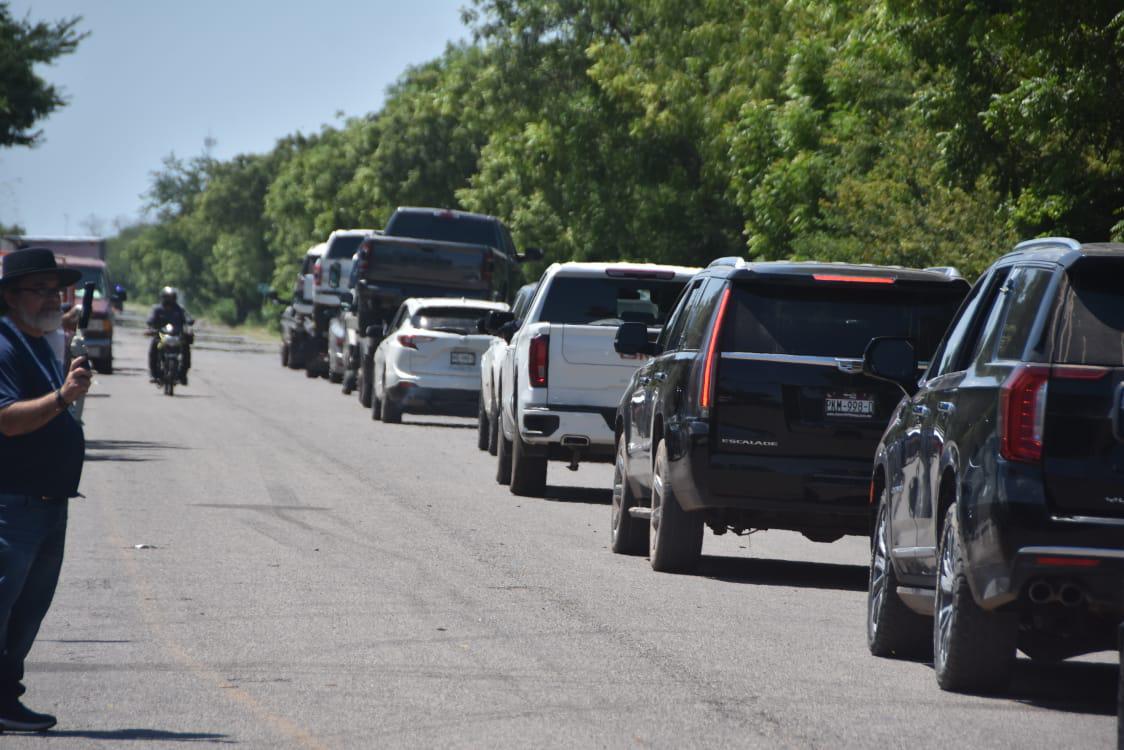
372, 297, 510, 424
495, 262, 698, 496
478, 282, 538, 453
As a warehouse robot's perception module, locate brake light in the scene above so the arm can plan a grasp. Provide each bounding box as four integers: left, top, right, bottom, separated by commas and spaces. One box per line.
1034, 556, 1101, 568
397, 334, 435, 349
529, 334, 549, 387
812, 274, 895, 284
357, 243, 370, 276
999, 365, 1050, 463
700, 287, 732, 410
1051, 365, 1110, 380
481, 252, 494, 285
605, 268, 676, 280
314, 259, 323, 285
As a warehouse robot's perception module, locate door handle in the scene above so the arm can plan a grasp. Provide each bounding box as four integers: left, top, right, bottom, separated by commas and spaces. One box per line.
937, 401, 955, 414
911, 404, 929, 417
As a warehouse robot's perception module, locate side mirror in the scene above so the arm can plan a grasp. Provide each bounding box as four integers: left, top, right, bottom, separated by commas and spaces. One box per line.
498, 320, 519, 343
476, 317, 489, 335
614, 322, 658, 356
863, 337, 918, 396
484, 310, 516, 334
520, 247, 544, 262
364, 324, 381, 338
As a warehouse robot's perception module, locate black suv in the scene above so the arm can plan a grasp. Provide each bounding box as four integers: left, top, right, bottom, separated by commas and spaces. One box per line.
864, 238, 1124, 694
610, 259, 969, 572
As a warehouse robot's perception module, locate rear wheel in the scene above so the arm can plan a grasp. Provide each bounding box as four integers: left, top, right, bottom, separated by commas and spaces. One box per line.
476, 398, 490, 451
611, 438, 648, 555
164, 377, 174, 396
496, 427, 513, 485
487, 402, 500, 456
867, 495, 932, 659
933, 503, 1017, 693
510, 433, 547, 496
380, 374, 402, 424
280, 343, 289, 367
649, 441, 703, 572
358, 355, 373, 408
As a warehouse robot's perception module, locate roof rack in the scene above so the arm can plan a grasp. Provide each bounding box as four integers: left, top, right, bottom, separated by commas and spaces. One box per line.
1014, 237, 1082, 252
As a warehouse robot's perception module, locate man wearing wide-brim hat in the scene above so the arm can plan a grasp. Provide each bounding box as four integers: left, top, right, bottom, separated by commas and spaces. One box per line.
0, 247, 91, 732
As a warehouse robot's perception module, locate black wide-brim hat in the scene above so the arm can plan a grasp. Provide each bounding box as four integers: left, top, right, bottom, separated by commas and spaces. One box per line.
0, 247, 83, 289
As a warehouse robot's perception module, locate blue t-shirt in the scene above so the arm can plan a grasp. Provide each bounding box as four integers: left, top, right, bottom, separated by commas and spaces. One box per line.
0, 320, 85, 497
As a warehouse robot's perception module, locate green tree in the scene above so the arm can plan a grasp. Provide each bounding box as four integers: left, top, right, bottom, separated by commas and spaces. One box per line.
0, 2, 86, 147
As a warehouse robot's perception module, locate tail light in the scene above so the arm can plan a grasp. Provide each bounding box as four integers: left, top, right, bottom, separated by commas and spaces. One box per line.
699, 287, 732, 411
529, 334, 549, 387
314, 259, 323, 285
357, 243, 370, 277
398, 334, 435, 349
481, 252, 494, 286
999, 365, 1049, 463
812, 274, 895, 284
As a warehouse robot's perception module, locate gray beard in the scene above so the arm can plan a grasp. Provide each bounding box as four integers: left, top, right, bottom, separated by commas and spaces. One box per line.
14, 308, 63, 333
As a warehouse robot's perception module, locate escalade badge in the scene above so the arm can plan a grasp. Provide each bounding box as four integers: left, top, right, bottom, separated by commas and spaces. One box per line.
721, 438, 779, 448
1107, 497, 1124, 505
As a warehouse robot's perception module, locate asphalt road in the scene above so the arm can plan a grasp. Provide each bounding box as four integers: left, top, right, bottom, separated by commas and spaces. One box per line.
6, 320, 1118, 748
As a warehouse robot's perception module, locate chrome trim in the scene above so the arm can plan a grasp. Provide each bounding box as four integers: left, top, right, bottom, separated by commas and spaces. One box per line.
721, 352, 930, 370
891, 546, 934, 559
1050, 514, 1124, 528
1019, 545, 1124, 560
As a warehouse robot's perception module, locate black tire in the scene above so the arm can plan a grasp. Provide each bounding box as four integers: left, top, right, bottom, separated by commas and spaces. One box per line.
164, 378, 174, 396
611, 438, 648, 555
287, 339, 305, 369
305, 365, 319, 379
328, 368, 343, 384
476, 397, 490, 451
1117, 625, 1123, 749
510, 433, 547, 496
280, 343, 289, 368
380, 375, 402, 423
867, 495, 932, 659
933, 503, 1017, 693
358, 356, 373, 408
649, 441, 703, 572
496, 428, 513, 485
487, 402, 500, 456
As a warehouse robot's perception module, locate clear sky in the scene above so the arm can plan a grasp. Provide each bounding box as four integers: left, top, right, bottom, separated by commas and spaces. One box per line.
0, 0, 470, 236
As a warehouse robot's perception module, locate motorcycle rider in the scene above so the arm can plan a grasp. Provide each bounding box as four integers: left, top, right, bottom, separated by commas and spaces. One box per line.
146, 287, 192, 385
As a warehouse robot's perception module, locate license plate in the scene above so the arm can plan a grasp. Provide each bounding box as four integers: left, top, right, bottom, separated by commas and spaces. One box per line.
450, 351, 475, 366
825, 392, 874, 418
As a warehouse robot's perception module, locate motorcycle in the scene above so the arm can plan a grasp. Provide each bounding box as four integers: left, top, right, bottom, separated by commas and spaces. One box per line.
154, 322, 191, 396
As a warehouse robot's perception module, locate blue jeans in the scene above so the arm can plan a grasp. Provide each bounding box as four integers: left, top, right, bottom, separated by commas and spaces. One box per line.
0, 494, 67, 701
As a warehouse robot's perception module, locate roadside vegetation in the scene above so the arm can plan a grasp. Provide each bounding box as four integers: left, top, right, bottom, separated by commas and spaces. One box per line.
102, 1, 1124, 325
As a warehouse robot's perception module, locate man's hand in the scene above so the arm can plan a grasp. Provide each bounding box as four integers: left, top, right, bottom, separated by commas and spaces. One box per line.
61, 305, 81, 334
60, 357, 92, 404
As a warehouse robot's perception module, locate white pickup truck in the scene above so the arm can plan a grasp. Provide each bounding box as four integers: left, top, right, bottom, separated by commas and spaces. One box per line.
494, 262, 698, 496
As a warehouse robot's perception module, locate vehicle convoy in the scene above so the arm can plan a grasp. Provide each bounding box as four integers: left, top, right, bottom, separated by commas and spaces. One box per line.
478, 282, 538, 453
302, 230, 372, 380
280, 244, 324, 371
371, 297, 510, 423
350, 207, 541, 408
610, 259, 970, 572
864, 238, 1124, 694
493, 262, 698, 497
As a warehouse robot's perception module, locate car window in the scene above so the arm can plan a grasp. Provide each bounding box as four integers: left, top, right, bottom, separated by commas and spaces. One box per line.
929, 269, 1008, 378
538, 276, 688, 326
723, 280, 966, 359
412, 307, 491, 334
385, 212, 498, 247
972, 267, 1054, 363
390, 305, 409, 331
326, 234, 364, 260
1054, 258, 1124, 366
657, 279, 703, 351
680, 278, 726, 351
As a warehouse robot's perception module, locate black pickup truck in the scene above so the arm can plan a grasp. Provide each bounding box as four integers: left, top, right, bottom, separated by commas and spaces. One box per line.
346, 207, 541, 408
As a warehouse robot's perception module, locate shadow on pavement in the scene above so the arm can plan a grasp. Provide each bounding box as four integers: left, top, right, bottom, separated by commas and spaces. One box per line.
42, 728, 232, 743
998, 658, 1119, 717
85, 439, 188, 463
396, 420, 476, 430
541, 485, 612, 505
696, 555, 868, 592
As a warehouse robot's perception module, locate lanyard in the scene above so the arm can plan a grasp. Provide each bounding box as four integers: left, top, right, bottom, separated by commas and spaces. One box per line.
0, 316, 65, 391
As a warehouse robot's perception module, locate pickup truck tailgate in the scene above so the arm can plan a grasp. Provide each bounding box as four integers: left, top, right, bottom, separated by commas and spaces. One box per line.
548, 325, 645, 408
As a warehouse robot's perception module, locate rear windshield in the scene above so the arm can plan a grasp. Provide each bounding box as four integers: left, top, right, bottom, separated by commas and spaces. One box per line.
412, 306, 491, 335
385, 212, 498, 248
538, 277, 687, 326
723, 282, 966, 359
1056, 259, 1124, 366
326, 234, 364, 260
73, 267, 109, 299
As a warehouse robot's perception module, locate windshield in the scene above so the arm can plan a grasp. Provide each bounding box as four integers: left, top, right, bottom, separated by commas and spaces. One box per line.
1056, 259, 1124, 366
386, 212, 498, 248
327, 234, 364, 260
723, 282, 966, 359
538, 277, 687, 326
74, 267, 109, 300
412, 306, 493, 335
